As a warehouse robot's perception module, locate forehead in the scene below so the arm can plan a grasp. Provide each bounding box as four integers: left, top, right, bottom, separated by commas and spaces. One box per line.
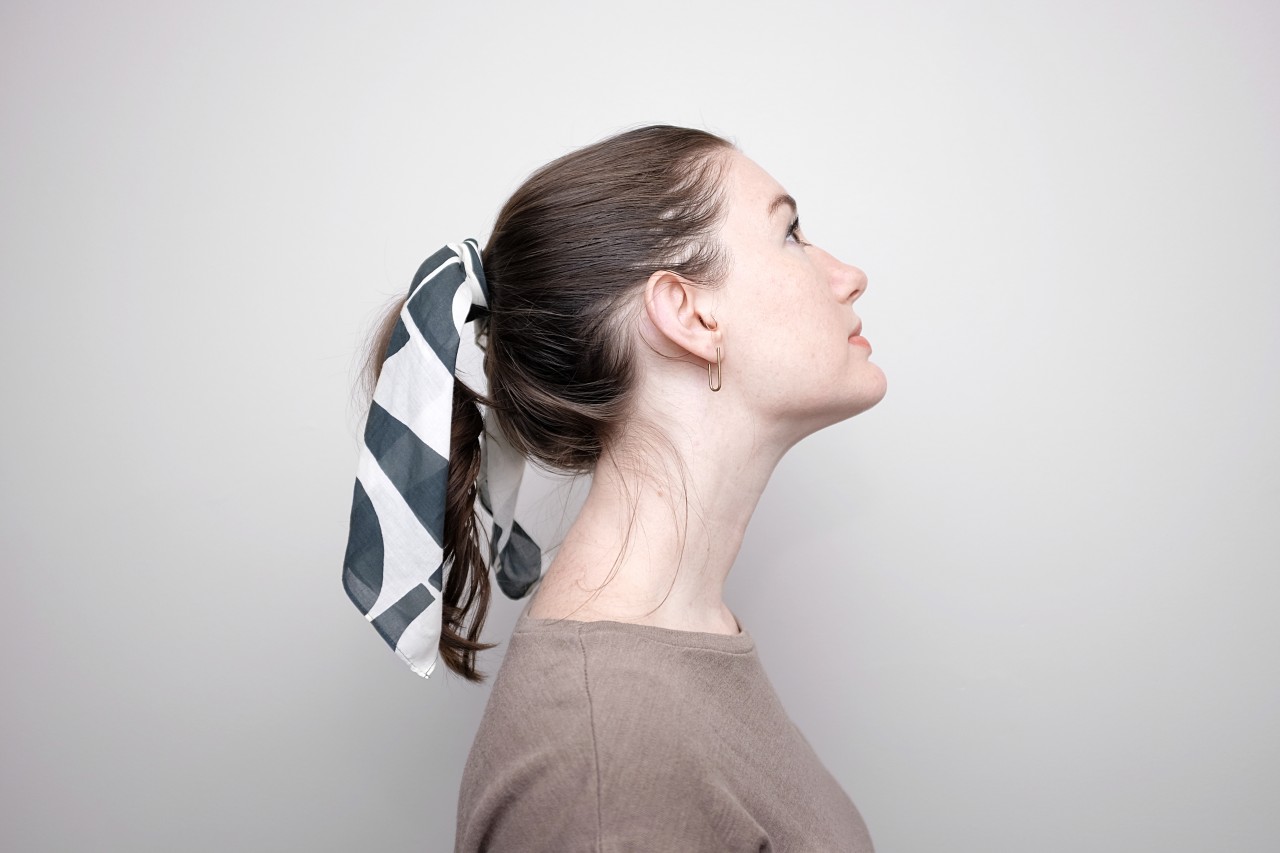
720, 150, 790, 228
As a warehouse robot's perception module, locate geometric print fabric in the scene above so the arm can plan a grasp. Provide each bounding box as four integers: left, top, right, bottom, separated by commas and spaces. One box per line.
342, 240, 543, 678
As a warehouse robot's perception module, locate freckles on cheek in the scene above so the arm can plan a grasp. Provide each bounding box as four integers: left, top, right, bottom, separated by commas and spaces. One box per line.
764, 271, 802, 308
764, 287, 793, 314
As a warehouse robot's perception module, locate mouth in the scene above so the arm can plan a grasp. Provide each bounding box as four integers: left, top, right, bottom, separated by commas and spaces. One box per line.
848, 323, 871, 352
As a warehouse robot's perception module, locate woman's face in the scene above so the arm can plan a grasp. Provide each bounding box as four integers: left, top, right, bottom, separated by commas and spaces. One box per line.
712, 150, 887, 440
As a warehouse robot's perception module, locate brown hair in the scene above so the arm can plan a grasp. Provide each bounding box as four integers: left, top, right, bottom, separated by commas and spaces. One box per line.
360, 125, 735, 681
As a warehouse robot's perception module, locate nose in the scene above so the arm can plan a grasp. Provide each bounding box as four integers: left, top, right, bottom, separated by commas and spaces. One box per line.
827, 252, 867, 304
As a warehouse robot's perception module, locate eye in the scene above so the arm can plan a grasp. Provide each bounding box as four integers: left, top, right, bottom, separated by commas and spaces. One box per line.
786, 216, 810, 247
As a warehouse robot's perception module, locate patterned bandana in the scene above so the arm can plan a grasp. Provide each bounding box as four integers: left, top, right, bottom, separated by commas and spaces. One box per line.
342, 240, 543, 678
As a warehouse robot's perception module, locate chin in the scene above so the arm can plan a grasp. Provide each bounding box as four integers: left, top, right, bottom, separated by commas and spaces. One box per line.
787, 370, 889, 445
840, 364, 888, 420
856, 368, 889, 413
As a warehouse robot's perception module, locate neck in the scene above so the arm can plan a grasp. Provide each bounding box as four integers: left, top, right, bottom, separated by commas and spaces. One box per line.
529, 414, 788, 634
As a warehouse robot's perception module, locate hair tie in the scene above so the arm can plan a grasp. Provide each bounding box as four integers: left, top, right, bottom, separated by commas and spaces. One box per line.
342, 239, 543, 678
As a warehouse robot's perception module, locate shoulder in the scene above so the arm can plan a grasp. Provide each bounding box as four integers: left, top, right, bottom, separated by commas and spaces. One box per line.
456, 630, 598, 851
467, 626, 595, 753
498, 617, 765, 747
469, 617, 752, 774
571, 632, 753, 813
457, 623, 773, 852
478, 622, 718, 748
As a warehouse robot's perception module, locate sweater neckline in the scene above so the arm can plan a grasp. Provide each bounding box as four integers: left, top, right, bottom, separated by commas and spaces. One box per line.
513, 603, 755, 654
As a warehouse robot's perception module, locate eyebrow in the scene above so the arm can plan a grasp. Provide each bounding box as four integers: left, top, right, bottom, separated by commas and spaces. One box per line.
767, 193, 798, 220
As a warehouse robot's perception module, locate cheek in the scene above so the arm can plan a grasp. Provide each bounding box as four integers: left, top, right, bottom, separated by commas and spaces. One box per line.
725, 259, 831, 362
754, 266, 810, 317
759, 296, 836, 375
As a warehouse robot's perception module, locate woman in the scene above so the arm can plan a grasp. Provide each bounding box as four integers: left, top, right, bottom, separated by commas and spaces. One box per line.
344, 125, 884, 851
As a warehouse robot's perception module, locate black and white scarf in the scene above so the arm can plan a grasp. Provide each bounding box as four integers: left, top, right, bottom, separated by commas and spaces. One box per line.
342, 240, 542, 678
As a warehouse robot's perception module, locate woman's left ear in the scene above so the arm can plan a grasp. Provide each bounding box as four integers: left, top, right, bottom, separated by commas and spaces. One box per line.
642, 270, 721, 363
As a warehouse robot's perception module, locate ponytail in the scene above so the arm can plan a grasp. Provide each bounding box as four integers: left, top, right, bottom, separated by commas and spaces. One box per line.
439, 378, 498, 681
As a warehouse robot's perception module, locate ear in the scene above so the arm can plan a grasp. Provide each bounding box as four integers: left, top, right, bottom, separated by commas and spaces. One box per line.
642, 270, 721, 362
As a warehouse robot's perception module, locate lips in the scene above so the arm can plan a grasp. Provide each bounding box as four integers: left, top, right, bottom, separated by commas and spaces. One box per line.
848, 322, 871, 352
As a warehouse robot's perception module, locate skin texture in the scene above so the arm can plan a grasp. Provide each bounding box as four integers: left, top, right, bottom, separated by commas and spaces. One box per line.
526, 149, 887, 633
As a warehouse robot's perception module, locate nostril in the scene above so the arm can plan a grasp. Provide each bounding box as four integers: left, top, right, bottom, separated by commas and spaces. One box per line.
838, 267, 864, 302
849, 266, 868, 301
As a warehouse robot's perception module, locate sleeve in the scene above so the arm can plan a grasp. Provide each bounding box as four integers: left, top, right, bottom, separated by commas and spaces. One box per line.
455, 744, 601, 853
594, 752, 771, 852
457, 714, 770, 853
454, 635, 604, 853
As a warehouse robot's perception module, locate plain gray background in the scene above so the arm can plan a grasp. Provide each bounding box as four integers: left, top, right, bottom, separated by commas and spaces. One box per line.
2, 1, 1277, 851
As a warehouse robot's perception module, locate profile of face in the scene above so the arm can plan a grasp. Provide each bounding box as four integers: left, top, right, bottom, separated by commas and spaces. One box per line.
711, 150, 887, 443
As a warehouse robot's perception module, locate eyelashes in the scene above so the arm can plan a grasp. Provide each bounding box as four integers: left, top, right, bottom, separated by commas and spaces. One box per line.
786, 216, 810, 247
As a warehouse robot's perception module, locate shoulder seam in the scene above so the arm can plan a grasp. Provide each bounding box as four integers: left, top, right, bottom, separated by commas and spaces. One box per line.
575, 624, 604, 850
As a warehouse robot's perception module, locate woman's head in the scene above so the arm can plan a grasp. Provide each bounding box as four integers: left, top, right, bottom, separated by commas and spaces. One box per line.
480, 126, 884, 476
479, 125, 736, 474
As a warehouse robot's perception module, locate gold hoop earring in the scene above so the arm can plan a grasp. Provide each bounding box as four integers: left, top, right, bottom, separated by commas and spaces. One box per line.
707, 345, 722, 392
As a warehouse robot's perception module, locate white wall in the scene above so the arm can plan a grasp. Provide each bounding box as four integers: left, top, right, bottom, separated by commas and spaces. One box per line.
2, 1, 1276, 851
